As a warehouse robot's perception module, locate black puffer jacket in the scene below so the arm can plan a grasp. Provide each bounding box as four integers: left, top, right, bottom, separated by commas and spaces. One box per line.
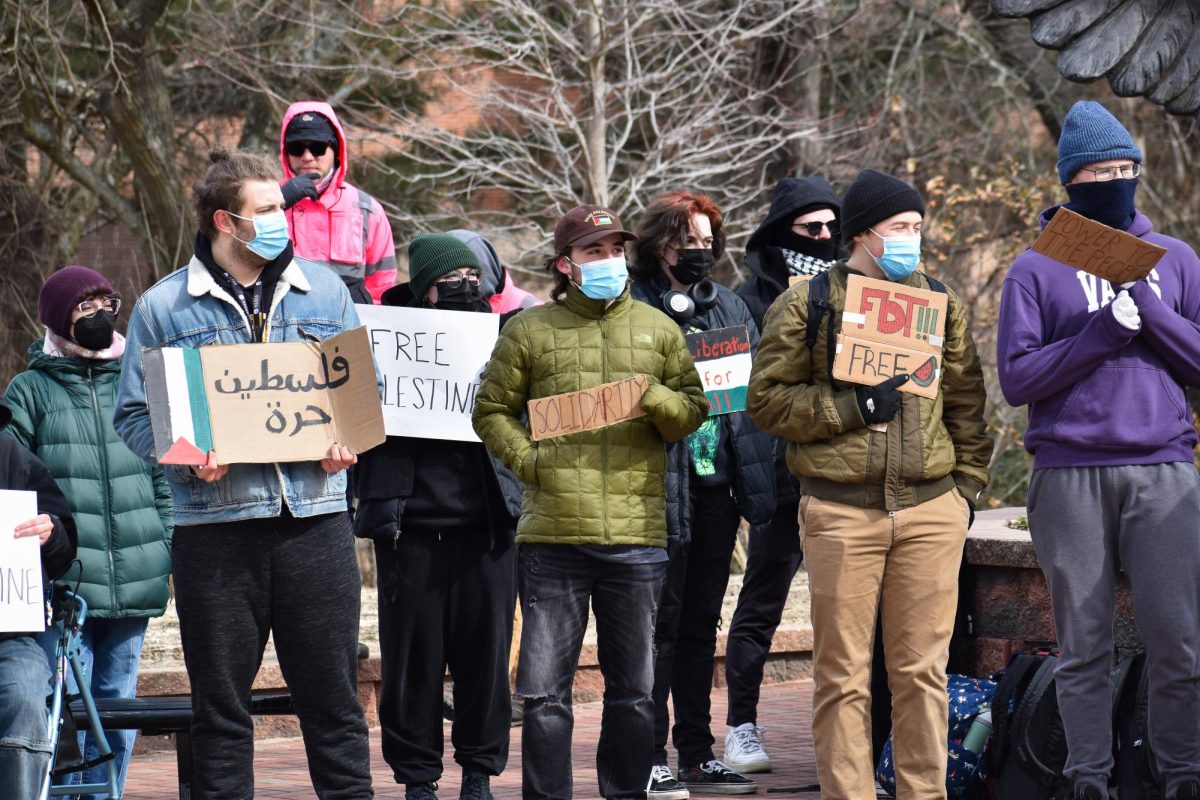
739, 176, 842, 329
631, 277, 776, 545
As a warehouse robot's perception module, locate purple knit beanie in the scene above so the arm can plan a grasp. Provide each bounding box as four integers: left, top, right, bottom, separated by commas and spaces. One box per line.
39, 266, 116, 338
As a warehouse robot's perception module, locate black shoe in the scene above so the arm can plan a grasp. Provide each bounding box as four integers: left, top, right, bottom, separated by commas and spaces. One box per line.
678, 760, 757, 795
461, 773, 493, 800
407, 781, 438, 800
1073, 784, 1103, 800
647, 764, 690, 800
1169, 779, 1200, 800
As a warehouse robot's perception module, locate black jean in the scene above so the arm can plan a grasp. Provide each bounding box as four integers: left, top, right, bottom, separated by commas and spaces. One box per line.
652, 486, 742, 768
516, 544, 667, 800
724, 498, 803, 727
374, 526, 517, 784
172, 512, 372, 800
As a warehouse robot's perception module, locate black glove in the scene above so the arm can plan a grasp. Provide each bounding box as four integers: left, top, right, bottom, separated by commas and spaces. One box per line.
281, 173, 321, 209
963, 494, 976, 529
854, 374, 909, 425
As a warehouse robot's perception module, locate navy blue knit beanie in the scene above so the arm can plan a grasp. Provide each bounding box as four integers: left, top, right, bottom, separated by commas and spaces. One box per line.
1056, 101, 1142, 185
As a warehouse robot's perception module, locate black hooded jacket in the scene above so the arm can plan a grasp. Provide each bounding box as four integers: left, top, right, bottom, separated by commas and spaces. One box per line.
630, 276, 776, 546
0, 399, 77, 641
353, 287, 522, 549
738, 176, 841, 328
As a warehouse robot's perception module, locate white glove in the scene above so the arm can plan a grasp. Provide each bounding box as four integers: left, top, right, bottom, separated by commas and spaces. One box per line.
1111, 290, 1141, 331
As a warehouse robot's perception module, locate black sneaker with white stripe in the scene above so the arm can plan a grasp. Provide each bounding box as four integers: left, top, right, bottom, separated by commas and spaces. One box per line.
647, 764, 690, 800
678, 760, 757, 795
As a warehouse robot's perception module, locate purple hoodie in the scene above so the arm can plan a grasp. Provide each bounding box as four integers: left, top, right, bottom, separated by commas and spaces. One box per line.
997, 208, 1200, 469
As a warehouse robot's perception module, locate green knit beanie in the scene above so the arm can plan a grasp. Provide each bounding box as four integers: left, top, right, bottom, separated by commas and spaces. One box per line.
407, 233, 483, 301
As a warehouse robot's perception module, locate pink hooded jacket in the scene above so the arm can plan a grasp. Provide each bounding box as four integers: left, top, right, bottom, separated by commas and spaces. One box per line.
280, 101, 397, 303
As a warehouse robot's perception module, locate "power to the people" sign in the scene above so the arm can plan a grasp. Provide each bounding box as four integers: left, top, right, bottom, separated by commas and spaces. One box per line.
831, 274, 947, 400
685, 325, 752, 415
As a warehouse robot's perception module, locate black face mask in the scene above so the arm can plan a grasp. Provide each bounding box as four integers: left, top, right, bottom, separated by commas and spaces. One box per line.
667, 248, 715, 285
1064, 177, 1139, 231
776, 230, 837, 263
73, 312, 115, 351
431, 281, 489, 312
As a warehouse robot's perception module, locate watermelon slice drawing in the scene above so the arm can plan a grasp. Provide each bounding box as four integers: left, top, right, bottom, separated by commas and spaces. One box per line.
910, 356, 938, 388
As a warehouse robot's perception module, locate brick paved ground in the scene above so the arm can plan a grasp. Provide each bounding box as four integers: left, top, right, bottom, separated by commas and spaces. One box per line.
123, 679, 818, 799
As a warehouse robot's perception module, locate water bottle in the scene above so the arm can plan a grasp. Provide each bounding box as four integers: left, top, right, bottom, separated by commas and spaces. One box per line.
961, 709, 993, 754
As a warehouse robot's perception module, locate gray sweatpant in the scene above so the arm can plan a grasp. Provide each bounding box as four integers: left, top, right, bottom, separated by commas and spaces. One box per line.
1028, 463, 1200, 795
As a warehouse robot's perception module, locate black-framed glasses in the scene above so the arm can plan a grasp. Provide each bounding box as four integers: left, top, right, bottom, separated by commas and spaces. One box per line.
434, 270, 483, 290
1078, 163, 1141, 182
793, 220, 839, 238
285, 141, 331, 158
77, 296, 121, 317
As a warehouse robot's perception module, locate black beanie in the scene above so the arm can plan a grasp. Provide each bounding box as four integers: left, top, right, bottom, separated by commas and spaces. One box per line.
840, 169, 925, 244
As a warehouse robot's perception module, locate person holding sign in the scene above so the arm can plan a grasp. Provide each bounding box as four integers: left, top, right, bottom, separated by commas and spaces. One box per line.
113, 146, 374, 800
0, 398, 77, 800
628, 191, 775, 798
726, 174, 842, 775
747, 169, 991, 800
356, 234, 521, 800
2, 265, 172, 798
473, 204, 708, 800
997, 101, 1200, 800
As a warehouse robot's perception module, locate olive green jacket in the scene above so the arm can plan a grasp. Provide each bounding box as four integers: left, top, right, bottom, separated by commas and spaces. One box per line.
472, 284, 708, 546
747, 262, 991, 511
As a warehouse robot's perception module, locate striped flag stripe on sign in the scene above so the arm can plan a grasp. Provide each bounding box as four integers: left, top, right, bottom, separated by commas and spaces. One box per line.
143, 347, 213, 464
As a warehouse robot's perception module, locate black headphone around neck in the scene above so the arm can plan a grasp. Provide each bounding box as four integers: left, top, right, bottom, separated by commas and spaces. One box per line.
661, 279, 719, 323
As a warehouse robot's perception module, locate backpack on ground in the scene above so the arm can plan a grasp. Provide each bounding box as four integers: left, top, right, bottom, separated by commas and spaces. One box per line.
875, 673, 997, 799
987, 650, 1135, 800
1116, 651, 1162, 800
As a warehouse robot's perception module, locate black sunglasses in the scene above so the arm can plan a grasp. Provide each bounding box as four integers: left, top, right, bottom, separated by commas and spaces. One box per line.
793, 220, 839, 238
286, 141, 331, 158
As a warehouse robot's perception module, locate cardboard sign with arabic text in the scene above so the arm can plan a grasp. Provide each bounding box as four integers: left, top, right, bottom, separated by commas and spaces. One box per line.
1032, 207, 1165, 283
528, 375, 648, 441
143, 327, 385, 465
831, 274, 947, 399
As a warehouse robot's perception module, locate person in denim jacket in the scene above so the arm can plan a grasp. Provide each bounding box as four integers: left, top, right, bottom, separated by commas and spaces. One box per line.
113, 146, 374, 800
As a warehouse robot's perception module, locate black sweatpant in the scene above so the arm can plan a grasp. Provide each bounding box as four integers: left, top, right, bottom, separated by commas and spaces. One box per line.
653, 486, 742, 768
724, 499, 802, 727
374, 525, 517, 784
172, 512, 372, 800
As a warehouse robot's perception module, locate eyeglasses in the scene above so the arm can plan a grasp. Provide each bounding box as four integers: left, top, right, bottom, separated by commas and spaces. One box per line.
793, 220, 840, 238
77, 297, 121, 317
1078, 163, 1142, 182
434, 271, 483, 289
285, 141, 331, 158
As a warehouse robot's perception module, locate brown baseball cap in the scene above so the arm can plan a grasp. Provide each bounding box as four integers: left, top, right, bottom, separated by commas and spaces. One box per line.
553, 204, 638, 251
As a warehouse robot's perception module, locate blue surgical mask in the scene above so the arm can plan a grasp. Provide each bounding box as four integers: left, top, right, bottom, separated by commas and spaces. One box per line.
869, 229, 921, 281
228, 209, 291, 260
574, 255, 628, 301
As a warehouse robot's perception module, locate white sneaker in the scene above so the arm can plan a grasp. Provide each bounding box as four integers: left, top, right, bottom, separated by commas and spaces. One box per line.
647, 764, 690, 800
723, 723, 772, 773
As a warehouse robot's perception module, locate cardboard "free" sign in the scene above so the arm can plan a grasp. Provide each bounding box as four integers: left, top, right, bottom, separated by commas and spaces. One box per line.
831, 275, 947, 400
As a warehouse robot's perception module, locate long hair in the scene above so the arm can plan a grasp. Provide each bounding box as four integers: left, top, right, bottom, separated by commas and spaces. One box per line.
544, 249, 571, 302
629, 191, 726, 282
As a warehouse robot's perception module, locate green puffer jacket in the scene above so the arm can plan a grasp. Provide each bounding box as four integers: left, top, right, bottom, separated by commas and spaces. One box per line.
472, 285, 708, 547
3, 339, 172, 617
747, 263, 992, 511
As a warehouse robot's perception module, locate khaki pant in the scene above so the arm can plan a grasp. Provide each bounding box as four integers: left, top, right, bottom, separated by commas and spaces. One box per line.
801, 489, 969, 800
